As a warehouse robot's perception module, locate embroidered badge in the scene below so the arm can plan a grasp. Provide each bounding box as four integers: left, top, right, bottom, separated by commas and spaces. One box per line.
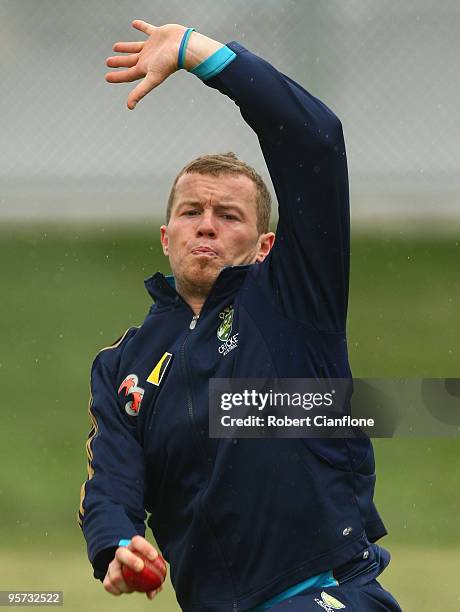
118, 374, 145, 416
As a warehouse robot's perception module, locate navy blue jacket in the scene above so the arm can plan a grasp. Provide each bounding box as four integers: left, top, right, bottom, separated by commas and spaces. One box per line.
79, 42, 387, 611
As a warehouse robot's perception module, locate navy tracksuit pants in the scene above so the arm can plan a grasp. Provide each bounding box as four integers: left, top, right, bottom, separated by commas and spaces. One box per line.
268, 545, 403, 611
268, 580, 402, 611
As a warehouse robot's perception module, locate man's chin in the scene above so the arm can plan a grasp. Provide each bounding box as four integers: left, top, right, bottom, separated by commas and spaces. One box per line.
182, 260, 223, 293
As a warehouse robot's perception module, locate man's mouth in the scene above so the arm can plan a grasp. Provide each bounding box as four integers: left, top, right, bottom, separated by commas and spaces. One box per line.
191, 246, 218, 256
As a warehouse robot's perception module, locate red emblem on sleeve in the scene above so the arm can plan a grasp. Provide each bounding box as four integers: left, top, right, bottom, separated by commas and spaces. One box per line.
118, 374, 145, 416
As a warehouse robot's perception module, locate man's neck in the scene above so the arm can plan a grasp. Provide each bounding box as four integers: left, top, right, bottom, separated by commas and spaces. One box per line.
185, 299, 204, 316
175, 279, 212, 316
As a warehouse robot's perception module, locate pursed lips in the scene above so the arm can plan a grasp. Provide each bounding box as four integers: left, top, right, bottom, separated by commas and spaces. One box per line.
191, 246, 219, 256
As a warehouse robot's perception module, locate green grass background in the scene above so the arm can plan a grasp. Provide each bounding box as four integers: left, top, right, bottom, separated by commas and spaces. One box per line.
0, 223, 459, 611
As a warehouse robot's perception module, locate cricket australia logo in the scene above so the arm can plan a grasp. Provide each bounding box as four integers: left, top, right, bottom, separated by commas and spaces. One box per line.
118, 374, 145, 416
314, 591, 346, 611
217, 306, 234, 341
217, 306, 239, 356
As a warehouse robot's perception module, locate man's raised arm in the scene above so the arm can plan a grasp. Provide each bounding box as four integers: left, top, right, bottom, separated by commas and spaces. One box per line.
206, 45, 349, 333
107, 22, 349, 332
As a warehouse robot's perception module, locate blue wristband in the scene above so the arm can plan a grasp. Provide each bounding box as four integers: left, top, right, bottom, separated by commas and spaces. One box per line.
118, 539, 132, 547
190, 46, 237, 81
178, 28, 195, 69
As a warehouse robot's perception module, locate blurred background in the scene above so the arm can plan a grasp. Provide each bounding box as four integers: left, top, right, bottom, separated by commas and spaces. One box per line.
0, 1, 459, 610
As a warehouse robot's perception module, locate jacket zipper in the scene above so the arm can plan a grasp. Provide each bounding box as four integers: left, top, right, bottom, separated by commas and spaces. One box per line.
181, 315, 198, 425
180, 312, 239, 611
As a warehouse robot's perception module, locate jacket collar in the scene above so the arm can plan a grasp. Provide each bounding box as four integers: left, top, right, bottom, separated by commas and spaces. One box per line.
144, 265, 251, 309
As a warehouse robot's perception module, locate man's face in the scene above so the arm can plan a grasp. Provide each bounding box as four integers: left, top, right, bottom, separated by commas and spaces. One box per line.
160, 172, 274, 296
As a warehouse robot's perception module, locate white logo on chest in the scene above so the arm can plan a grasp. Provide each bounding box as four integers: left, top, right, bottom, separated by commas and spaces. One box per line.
218, 333, 239, 356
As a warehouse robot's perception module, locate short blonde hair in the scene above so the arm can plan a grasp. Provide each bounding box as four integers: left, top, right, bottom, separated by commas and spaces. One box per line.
166, 152, 271, 234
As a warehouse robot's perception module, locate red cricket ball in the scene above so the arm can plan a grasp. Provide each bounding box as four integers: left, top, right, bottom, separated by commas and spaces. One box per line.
122, 551, 167, 592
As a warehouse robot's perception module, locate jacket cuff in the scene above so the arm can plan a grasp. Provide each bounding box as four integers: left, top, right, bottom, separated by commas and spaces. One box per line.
190, 45, 237, 81
92, 546, 118, 582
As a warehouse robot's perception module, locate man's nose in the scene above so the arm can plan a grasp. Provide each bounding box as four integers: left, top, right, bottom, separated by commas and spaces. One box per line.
196, 211, 217, 236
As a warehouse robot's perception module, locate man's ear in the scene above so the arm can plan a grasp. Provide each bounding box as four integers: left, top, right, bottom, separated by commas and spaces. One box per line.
160, 225, 169, 256
255, 232, 276, 263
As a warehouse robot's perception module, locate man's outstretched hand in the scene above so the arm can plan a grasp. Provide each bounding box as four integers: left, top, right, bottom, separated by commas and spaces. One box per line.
105, 21, 186, 110
105, 20, 223, 110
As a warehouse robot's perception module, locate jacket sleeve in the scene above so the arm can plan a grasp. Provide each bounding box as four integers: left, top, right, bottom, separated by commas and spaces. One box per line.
78, 344, 146, 580
205, 42, 350, 332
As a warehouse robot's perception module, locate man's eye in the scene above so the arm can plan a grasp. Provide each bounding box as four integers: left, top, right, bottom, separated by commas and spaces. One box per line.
184, 210, 200, 216
222, 214, 238, 220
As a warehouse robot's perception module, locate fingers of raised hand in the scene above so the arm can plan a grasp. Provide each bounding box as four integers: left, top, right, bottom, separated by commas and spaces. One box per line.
103, 559, 134, 595
105, 65, 143, 84
126, 72, 161, 109
131, 19, 156, 36
112, 41, 145, 54
106, 53, 139, 69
